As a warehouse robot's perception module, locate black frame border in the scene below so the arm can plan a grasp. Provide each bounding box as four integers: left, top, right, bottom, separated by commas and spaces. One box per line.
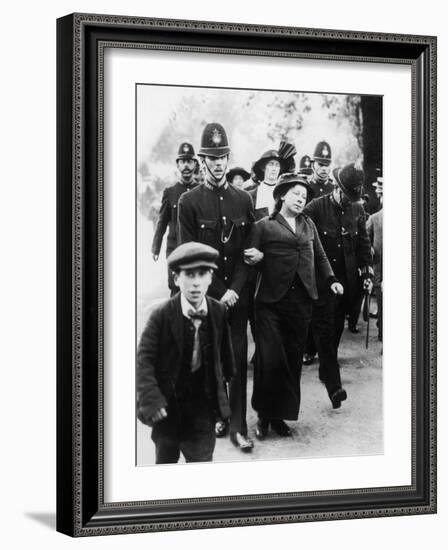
56, 13, 437, 537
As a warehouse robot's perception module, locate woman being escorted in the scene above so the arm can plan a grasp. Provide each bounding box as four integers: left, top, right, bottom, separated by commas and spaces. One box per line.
244, 173, 343, 439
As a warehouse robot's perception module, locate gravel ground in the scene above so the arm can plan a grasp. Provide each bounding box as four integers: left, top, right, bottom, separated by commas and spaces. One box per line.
137, 322, 382, 465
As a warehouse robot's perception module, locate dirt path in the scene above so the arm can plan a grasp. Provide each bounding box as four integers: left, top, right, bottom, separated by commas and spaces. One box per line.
137, 324, 382, 465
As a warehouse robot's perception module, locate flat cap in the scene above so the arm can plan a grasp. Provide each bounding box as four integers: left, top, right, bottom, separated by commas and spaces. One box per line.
168, 242, 219, 272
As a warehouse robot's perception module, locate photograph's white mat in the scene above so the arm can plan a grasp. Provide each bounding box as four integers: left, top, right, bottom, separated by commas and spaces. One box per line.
103, 47, 412, 502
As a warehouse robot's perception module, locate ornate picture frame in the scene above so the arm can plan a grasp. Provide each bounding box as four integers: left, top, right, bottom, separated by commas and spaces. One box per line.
56, 13, 436, 536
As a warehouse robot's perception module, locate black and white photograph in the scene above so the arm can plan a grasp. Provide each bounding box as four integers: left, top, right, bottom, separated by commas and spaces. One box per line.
136, 84, 384, 465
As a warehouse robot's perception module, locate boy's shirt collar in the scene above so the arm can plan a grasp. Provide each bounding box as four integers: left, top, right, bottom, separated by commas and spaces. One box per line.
180, 293, 208, 319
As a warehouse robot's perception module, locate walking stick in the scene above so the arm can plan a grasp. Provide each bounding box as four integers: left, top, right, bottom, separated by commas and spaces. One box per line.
362, 290, 371, 349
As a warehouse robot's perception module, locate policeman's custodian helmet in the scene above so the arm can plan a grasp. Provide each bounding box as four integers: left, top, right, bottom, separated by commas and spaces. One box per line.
198, 123, 231, 157
176, 142, 197, 161
298, 154, 313, 176
312, 141, 332, 166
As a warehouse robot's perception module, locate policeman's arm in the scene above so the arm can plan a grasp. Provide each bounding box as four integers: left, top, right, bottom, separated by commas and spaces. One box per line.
311, 219, 336, 283
136, 309, 168, 426
302, 198, 317, 222
177, 193, 197, 244
229, 196, 255, 294
151, 189, 170, 256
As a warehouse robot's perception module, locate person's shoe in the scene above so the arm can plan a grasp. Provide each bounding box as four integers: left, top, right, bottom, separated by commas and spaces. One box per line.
215, 419, 228, 438
270, 419, 292, 437
230, 432, 254, 452
303, 353, 315, 365
330, 388, 347, 409
255, 419, 269, 440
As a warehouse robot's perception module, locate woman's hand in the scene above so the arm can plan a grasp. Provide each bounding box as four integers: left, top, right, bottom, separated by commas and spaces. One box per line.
244, 247, 264, 265
331, 282, 344, 295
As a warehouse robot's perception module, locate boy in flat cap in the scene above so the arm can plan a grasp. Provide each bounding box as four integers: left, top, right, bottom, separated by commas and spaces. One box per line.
137, 242, 235, 464
151, 142, 199, 294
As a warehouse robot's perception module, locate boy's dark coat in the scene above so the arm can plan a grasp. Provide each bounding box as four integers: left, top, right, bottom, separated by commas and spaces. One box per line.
137, 294, 235, 425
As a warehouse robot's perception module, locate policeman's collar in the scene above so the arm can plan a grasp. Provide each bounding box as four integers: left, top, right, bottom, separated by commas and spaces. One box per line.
330, 191, 351, 210
179, 179, 195, 187
262, 180, 276, 187
204, 180, 228, 191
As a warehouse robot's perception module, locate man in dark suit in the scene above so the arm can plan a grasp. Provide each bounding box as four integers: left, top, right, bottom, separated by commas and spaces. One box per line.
137, 242, 235, 464
151, 142, 199, 294
303, 162, 373, 408
178, 122, 255, 452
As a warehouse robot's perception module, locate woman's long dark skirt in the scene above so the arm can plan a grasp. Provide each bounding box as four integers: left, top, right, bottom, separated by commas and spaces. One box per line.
252, 281, 312, 421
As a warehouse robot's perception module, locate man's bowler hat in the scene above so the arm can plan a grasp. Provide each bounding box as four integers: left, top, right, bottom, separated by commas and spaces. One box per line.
332, 162, 365, 202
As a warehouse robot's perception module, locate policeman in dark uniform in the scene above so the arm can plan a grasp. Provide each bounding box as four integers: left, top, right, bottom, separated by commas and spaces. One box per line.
308, 140, 335, 199
151, 142, 199, 294
178, 122, 255, 452
303, 141, 335, 365
298, 154, 313, 179
303, 162, 373, 408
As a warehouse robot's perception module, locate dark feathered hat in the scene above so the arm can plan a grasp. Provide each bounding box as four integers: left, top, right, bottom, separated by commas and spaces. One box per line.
252, 141, 297, 182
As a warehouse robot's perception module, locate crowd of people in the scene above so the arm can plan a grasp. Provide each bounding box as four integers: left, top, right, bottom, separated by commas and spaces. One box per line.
137, 121, 383, 464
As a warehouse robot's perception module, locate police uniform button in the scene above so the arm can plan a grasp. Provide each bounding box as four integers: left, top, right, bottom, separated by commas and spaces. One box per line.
224, 276, 228, 281
242, 222, 245, 226
173, 204, 177, 208
342, 211, 344, 215
201, 224, 205, 228
323, 231, 327, 235
338, 244, 341, 248
355, 231, 358, 235
224, 256, 227, 261
332, 259, 336, 262
220, 196, 224, 201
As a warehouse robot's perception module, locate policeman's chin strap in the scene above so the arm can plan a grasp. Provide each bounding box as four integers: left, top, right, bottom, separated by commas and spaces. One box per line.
203, 160, 226, 188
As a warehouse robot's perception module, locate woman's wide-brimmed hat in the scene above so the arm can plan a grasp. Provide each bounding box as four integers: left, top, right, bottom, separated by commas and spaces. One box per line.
226, 166, 251, 183
273, 172, 314, 201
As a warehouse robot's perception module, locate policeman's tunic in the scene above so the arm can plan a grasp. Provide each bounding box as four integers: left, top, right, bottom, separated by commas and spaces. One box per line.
177, 182, 254, 300
152, 181, 197, 258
